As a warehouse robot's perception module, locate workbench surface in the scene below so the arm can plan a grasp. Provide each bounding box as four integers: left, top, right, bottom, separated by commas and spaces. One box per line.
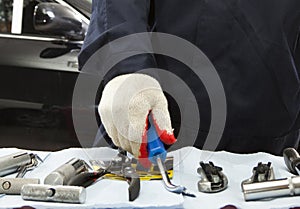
0, 147, 299, 209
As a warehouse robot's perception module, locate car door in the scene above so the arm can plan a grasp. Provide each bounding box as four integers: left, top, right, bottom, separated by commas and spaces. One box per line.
0, 0, 90, 150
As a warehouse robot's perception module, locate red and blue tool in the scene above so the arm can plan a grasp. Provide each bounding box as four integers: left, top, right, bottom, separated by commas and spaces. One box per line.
147, 113, 195, 197
147, 115, 167, 165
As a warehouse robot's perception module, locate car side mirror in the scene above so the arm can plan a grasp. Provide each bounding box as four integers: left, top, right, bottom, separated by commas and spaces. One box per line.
33, 3, 85, 40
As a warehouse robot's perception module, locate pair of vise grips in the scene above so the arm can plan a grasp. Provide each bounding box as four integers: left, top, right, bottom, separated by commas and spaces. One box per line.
88, 150, 140, 201
0, 152, 42, 178
197, 161, 228, 193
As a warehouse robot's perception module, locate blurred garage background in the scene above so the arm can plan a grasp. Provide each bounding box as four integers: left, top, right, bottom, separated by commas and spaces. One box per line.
0, 0, 92, 150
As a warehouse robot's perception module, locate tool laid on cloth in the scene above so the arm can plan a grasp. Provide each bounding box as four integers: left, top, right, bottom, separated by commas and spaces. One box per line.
44, 158, 89, 185
242, 175, 300, 201
241, 162, 275, 185
0, 178, 40, 195
146, 114, 195, 197
134, 157, 174, 181
0, 152, 42, 178
241, 162, 300, 201
90, 157, 174, 181
67, 170, 107, 188
283, 148, 300, 175
21, 184, 86, 204
70, 150, 140, 201
197, 161, 228, 193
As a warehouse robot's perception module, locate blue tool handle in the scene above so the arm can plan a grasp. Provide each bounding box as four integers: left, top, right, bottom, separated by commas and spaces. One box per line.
147, 115, 167, 164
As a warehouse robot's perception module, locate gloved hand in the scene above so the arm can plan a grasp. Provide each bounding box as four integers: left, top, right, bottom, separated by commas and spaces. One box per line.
98, 74, 176, 167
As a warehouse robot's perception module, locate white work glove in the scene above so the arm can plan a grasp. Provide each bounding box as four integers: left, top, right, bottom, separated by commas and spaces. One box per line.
99, 74, 176, 167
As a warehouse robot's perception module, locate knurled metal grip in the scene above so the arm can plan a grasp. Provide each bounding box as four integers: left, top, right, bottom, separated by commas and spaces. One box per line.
0, 152, 32, 177
21, 184, 86, 204
242, 176, 300, 201
0, 178, 40, 194
44, 158, 88, 185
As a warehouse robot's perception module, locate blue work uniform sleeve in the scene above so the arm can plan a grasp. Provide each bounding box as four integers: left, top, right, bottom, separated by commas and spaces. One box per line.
78, 0, 156, 147
78, 0, 155, 83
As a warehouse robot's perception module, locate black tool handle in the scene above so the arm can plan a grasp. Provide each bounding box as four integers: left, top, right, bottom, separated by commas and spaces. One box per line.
283, 148, 300, 175
67, 171, 106, 187
127, 176, 140, 201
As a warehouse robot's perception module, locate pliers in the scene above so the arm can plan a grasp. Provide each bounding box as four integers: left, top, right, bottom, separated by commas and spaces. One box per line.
68, 150, 140, 201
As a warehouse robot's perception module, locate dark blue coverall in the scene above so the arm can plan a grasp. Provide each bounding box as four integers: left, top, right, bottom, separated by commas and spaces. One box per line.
79, 0, 300, 155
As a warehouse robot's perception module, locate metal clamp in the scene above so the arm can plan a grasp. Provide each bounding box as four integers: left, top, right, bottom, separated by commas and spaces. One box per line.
197, 161, 228, 193
241, 162, 275, 185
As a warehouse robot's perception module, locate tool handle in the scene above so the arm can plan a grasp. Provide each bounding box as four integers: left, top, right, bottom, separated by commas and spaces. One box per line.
127, 176, 140, 201
147, 115, 167, 164
242, 176, 300, 201
21, 184, 86, 204
0, 152, 32, 177
67, 171, 106, 187
283, 148, 300, 175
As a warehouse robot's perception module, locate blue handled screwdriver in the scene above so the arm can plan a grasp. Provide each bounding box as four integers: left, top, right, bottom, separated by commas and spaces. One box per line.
147, 113, 196, 197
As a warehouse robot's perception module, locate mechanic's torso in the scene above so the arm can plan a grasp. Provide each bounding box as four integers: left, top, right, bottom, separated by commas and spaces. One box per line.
150, 0, 300, 154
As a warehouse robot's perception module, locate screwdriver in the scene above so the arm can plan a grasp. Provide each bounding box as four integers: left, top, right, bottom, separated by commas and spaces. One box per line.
147, 114, 195, 197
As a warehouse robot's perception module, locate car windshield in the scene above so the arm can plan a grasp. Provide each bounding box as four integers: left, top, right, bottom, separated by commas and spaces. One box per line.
64, 0, 92, 18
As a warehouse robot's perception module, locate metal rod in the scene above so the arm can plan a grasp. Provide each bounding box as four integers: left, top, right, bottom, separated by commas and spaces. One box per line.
242, 176, 300, 201
156, 157, 195, 197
